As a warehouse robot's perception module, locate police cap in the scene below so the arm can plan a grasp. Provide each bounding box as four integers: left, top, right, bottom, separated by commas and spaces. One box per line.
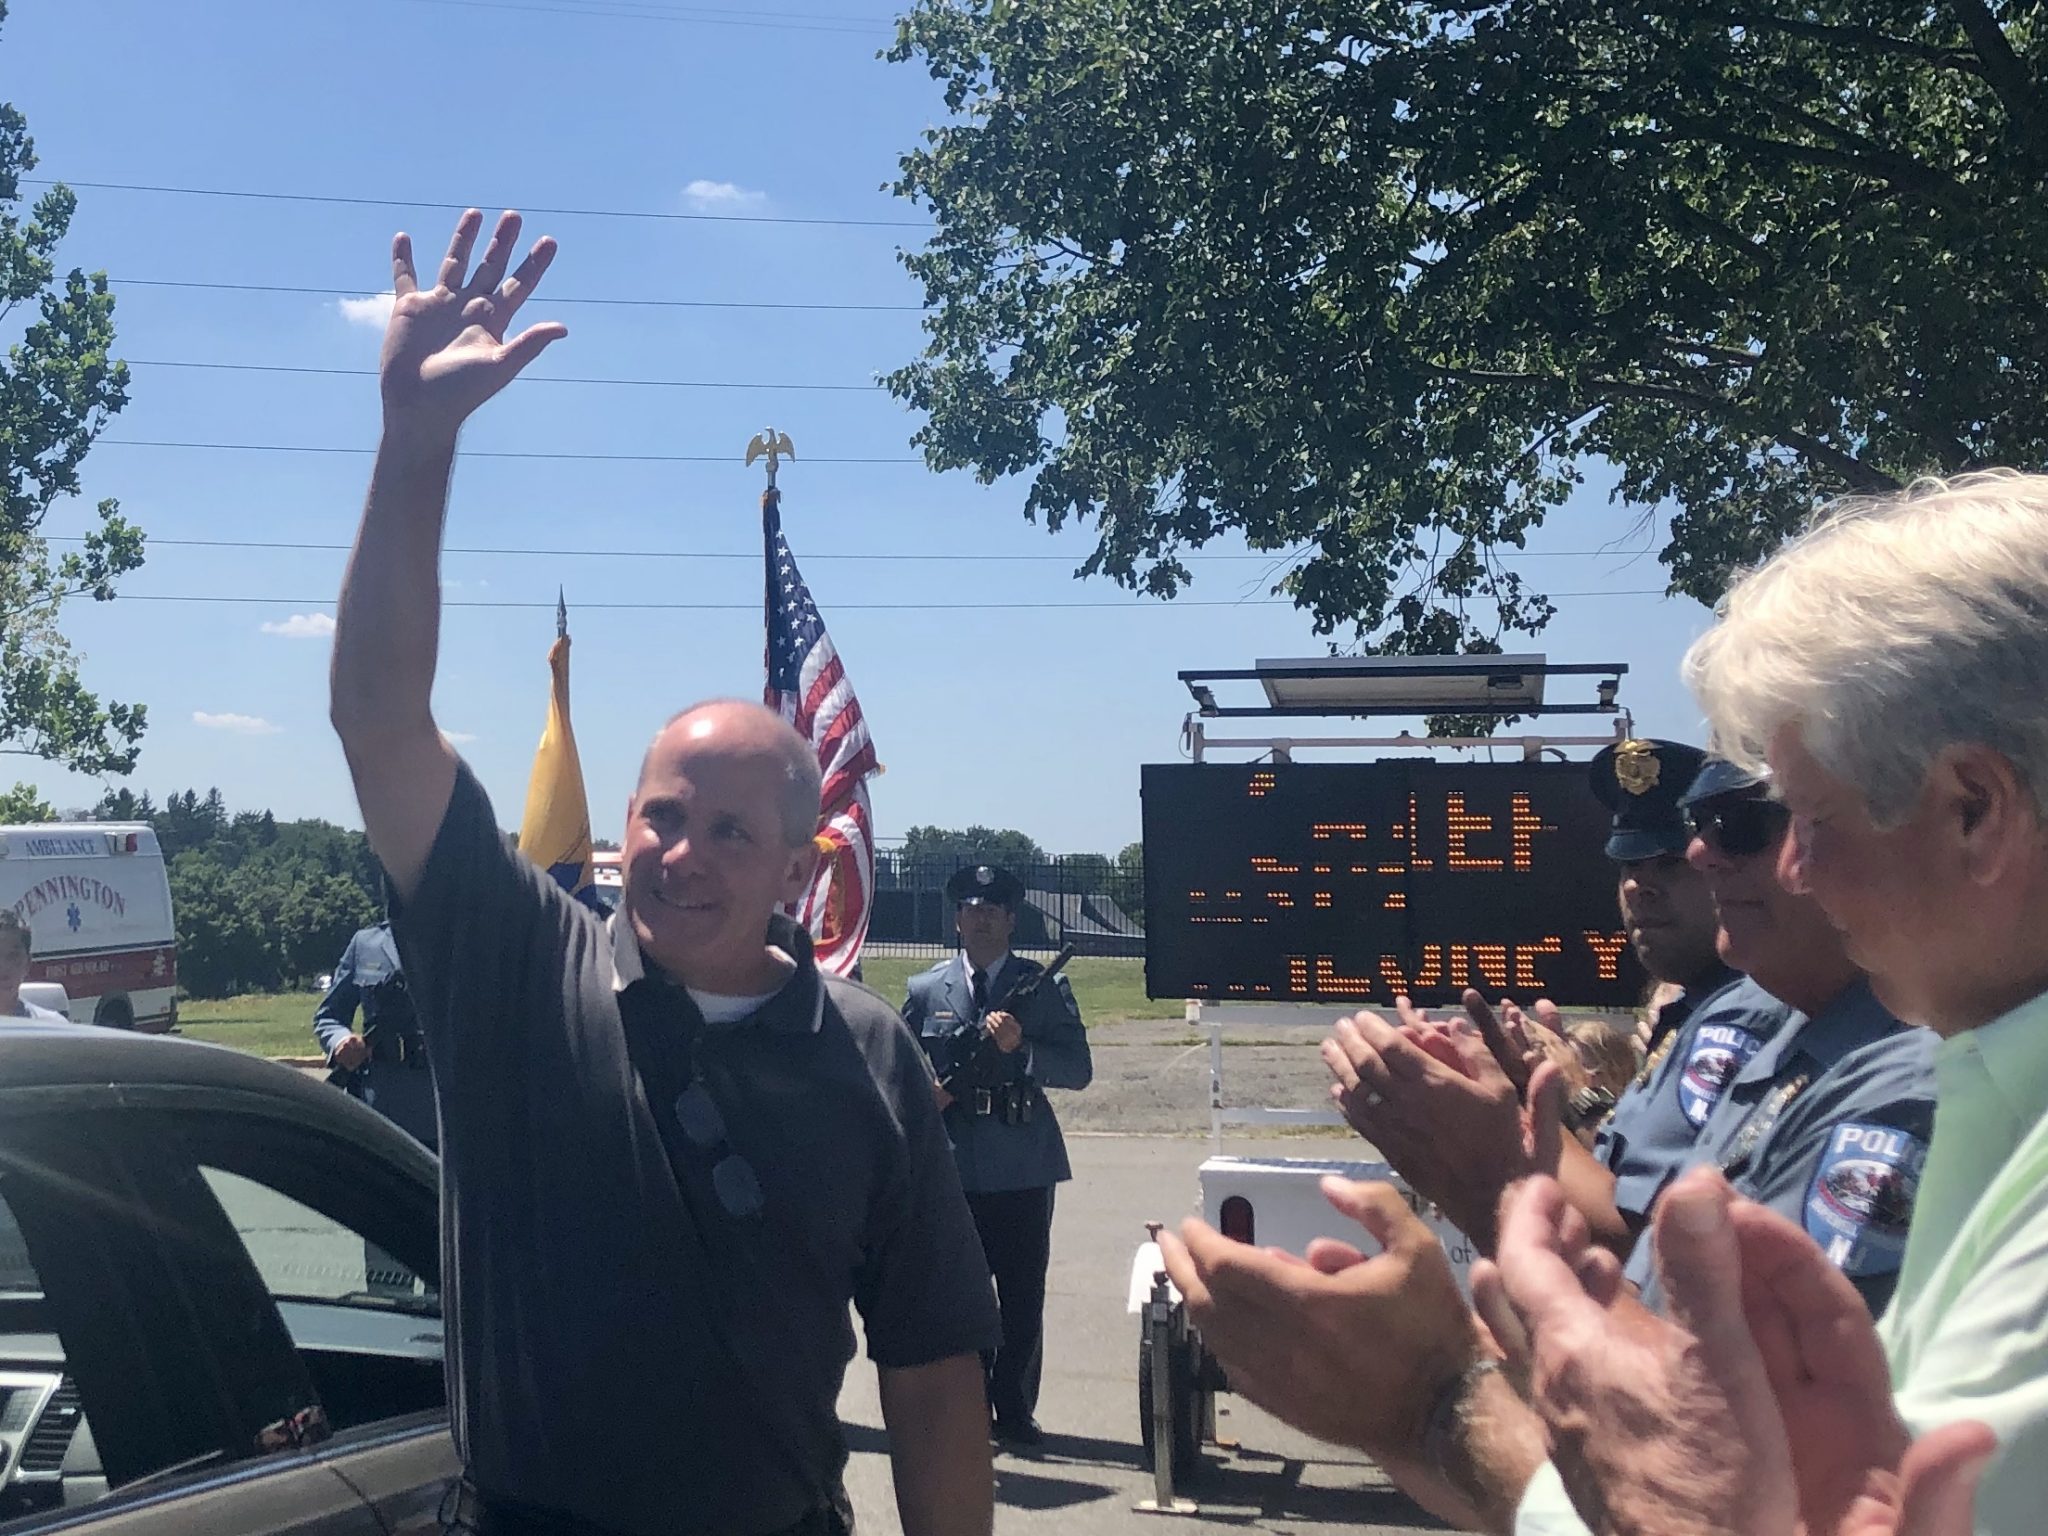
1587, 738, 1707, 862
946, 864, 1024, 909
1679, 756, 1766, 810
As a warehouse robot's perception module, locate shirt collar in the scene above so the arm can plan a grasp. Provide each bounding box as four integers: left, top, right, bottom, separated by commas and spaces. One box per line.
607, 909, 824, 1034
1940, 985, 2048, 1134
963, 951, 1011, 985
1731, 974, 1896, 1088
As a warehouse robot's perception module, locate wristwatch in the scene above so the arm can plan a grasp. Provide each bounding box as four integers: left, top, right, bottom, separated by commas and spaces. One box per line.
1565, 1084, 1618, 1132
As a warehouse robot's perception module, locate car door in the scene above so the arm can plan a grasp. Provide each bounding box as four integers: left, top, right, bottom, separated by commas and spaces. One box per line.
0, 1088, 382, 1536
147, 1105, 461, 1536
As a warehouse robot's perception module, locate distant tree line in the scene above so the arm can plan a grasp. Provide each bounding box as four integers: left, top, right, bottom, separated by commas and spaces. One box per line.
92, 786, 383, 999
886, 824, 1146, 903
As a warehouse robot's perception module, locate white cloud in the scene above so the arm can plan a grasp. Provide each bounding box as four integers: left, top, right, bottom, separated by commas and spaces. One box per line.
444, 731, 478, 745
259, 612, 336, 639
683, 179, 767, 211
194, 711, 283, 736
338, 291, 397, 328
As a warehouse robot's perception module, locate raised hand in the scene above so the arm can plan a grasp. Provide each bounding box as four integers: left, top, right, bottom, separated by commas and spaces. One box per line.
379, 209, 568, 438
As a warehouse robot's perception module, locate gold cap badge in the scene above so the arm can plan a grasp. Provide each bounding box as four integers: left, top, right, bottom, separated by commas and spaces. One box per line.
1614, 739, 1662, 797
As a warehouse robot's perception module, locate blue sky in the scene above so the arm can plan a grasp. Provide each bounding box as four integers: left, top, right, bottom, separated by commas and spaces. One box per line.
5, 0, 1719, 855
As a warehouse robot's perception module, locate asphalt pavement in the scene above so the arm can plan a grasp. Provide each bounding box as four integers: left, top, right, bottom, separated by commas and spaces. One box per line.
835, 1134, 1455, 1536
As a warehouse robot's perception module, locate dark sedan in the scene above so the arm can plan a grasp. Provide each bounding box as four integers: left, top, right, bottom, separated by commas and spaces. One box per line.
0, 1023, 458, 1535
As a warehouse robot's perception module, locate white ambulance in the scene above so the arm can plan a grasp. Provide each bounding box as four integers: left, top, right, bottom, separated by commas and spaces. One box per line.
0, 823, 177, 1030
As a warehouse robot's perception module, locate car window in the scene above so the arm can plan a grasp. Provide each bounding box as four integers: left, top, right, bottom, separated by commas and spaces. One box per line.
181, 1143, 445, 1436
0, 1116, 314, 1532
198, 1168, 435, 1310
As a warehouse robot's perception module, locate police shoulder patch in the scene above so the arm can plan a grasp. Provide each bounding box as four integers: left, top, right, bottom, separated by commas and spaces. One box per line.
1677, 1022, 1765, 1127
1804, 1121, 1928, 1277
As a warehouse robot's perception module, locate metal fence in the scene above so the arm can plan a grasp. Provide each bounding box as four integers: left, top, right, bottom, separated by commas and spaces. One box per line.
865, 856, 1146, 961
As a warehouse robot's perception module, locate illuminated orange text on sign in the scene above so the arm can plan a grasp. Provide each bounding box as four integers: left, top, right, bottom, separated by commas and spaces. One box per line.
1515, 938, 1563, 991
1446, 794, 1503, 871
1142, 762, 1645, 1007
1511, 794, 1555, 872
1583, 931, 1630, 980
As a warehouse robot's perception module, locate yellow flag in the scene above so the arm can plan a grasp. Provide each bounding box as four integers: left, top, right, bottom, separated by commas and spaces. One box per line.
518, 634, 594, 900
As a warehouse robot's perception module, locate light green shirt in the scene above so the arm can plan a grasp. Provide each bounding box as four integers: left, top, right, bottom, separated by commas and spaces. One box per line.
1516, 988, 2048, 1536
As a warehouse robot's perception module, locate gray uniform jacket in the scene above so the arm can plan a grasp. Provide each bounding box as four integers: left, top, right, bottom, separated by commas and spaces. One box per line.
904, 953, 1092, 1194
313, 923, 439, 1150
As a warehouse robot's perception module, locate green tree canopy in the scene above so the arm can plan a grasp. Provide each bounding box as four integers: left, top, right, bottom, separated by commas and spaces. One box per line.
901, 823, 1051, 867
888, 0, 2046, 650
0, 780, 52, 821
110, 786, 381, 997
1, 0, 145, 774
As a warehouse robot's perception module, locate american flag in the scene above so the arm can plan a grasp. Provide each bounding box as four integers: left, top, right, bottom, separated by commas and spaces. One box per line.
763, 487, 879, 976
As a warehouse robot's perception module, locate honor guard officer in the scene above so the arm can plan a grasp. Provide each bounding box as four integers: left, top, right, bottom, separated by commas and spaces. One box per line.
904, 865, 1093, 1449
315, 919, 438, 1150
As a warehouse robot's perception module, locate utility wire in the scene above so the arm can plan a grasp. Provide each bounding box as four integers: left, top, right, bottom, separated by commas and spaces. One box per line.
48, 533, 1669, 565
124, 358, 880, 391
392, 0, 891, 35
97, 438, 921, 464
24, 178, 929, 230
113, 277, 920, 313
103, 590, 1671, 611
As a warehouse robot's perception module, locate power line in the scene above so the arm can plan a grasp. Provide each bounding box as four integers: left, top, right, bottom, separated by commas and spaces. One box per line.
53, 523, 1666, 566
103, 589, 1673, 611
98, 438, 921, 464
115, 593, 1292, 611
392, 0, 889, 34
124, 358, 880, 392
51, 534, 1666, 567
114, 278, 920, 314
26, 178, 928, 231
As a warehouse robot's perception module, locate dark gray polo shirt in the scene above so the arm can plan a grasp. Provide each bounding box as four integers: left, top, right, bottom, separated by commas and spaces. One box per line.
392, 763, 999, 1536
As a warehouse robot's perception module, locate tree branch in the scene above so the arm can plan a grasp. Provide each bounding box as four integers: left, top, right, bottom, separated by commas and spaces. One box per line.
1646, 120, 1970, 207
1422, 361, 1900, 492
1642, 5, 1981, 74
1946, 0, 2038, 127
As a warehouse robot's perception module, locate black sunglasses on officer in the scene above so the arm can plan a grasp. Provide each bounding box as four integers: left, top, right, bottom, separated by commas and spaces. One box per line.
1687, 794, 1792, 859
1681, 756, 1792, 859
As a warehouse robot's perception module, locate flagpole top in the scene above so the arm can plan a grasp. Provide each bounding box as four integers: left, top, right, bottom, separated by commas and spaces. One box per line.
745, 428, 796, 492
556, 587, 568, 641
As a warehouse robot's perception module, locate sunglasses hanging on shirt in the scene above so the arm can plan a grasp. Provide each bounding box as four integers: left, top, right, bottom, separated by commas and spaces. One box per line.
674, 1078, 765, 1218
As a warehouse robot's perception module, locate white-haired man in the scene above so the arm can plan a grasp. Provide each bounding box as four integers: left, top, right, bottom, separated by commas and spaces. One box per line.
1487, 470, 2048, 1534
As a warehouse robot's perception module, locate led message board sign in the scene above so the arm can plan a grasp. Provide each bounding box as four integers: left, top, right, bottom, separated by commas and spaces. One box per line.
1142, 761, 1644, 1007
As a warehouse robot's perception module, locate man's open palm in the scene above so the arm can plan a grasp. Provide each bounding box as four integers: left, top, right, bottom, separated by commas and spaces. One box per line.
381, 208, 567, 432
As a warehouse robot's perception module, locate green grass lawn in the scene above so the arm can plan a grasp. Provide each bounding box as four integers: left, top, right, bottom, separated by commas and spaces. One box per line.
176, 992, 328, 1059
175, 957, 1184, 1061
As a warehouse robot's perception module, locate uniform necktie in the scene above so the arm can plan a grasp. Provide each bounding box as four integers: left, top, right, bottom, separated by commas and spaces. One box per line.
972, 968, 989, 1014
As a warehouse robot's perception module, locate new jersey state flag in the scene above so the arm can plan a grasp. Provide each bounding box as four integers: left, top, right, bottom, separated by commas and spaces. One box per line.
518, 634, 595, 904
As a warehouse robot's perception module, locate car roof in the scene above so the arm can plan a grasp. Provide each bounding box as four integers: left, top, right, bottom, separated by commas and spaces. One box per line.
0, 1025, 437, 1180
